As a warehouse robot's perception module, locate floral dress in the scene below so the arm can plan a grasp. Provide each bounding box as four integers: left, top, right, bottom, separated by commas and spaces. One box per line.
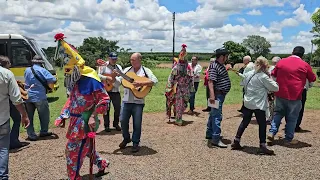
55, 77, 110, 180
165, 63, 194, 125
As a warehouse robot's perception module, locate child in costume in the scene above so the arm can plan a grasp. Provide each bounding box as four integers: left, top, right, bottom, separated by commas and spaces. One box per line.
53, 33, 110, 180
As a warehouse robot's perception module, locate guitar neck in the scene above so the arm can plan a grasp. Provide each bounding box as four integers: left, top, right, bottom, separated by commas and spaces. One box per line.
107, 64, 134, 83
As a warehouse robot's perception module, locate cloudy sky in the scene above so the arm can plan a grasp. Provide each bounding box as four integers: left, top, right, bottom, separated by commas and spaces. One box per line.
1, 0, 319, 53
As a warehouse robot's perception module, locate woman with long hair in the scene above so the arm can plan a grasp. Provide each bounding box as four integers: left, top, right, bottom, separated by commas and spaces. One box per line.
231, 56, 279, 155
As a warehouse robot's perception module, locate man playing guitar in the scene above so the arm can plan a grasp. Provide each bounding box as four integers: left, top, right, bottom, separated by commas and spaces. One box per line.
97, 52, 123, 132
118, 52, 158, 153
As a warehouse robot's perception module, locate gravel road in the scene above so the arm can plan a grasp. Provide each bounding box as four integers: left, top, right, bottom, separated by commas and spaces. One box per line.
9, 104, 320, 180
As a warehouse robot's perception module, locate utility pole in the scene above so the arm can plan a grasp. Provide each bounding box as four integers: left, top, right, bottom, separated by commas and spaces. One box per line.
311, 41, 314, 65
172, 12, 175, 62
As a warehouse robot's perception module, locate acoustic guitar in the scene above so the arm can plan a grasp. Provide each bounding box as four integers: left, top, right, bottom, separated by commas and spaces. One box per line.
96, 61, 118, 92
96, 59, 152, 99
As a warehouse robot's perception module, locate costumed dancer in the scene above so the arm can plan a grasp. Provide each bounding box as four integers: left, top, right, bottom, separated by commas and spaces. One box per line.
53, 33, 110, 180
165, 44, 194, 126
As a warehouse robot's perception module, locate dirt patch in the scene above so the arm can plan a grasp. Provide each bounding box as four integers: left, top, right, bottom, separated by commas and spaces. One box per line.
10, 105, 320, 180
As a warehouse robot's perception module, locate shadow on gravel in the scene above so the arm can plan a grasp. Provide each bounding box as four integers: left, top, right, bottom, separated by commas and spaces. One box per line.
81, 172, 110, 180
273, 139, 312, 149
38, 133, 60, 141
107, 146, 158, 156
97, 130, 122, 136
166, 120, 194, 126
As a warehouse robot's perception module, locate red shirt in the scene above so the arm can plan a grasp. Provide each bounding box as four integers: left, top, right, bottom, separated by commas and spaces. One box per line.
272, 55, 316, 100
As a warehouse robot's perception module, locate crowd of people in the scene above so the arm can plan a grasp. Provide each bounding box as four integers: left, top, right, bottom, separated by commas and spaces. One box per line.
0, 33, 317, 179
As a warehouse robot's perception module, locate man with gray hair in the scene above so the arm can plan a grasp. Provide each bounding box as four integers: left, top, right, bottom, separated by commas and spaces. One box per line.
119, 53, 158, 153
0, 55, 30, 179
237, 55, 255, 113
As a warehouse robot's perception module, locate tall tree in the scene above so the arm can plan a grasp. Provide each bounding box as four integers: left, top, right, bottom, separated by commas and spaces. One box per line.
242, 35, 271, 58
311, 9, 320, 66
223, 41, 250, 64
78, 37, 120, 67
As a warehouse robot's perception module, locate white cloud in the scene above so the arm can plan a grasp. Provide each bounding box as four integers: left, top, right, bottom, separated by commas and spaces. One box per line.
277, 10, 289, 15
247, 9, 262, 16
237, 18, 247, 24
0, 0, 315, 55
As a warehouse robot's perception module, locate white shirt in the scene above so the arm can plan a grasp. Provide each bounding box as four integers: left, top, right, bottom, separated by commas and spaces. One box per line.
239, 62, 255, 86
243, 70, 279, 111
0, 66, 23, 126
121, 66, 158, 104
97, 62, 123, 92
189, 63, 202, 82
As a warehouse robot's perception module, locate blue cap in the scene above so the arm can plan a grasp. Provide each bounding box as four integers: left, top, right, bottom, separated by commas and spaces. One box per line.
109, 52, 118, 59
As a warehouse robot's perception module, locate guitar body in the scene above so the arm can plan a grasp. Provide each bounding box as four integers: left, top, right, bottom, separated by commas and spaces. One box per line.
121, 72, 152, 99
101, 74, 114, 92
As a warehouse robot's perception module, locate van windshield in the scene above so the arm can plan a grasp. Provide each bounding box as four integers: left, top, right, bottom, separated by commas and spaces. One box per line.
27, 39, 54, 70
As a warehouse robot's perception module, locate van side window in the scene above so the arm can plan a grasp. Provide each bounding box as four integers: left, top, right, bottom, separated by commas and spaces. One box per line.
0, 42, 6, 56
11, 40, 32, 67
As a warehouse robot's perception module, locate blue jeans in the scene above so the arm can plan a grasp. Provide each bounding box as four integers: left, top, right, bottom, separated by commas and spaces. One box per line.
9, 101, 21, 146
0, 120, 10, 180
120, 103, 145, 145
206, 94, 226, 142
189, 82, 199, 111
269, 97, 302, 141
25, 99, 50, 138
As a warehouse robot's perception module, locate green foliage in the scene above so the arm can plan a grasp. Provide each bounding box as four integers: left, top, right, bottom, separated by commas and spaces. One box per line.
223, 41, 250, 64
77, 37, 120, 67
242, 35, 271, 58
311, 9, 320, 64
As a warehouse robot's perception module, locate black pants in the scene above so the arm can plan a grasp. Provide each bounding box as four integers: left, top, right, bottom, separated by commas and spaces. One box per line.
104, 92, 121, 128
296, 89, 307, 129
235, 107, 267, 144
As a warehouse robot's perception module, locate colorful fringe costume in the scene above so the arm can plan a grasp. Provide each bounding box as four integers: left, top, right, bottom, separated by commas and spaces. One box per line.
165, 44, 194, 125
53, 33, 110, 180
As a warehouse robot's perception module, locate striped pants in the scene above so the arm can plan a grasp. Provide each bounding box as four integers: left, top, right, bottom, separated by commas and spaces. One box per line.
65, 138, 107, 180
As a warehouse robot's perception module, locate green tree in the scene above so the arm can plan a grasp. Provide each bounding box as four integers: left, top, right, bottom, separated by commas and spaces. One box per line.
242, 35, 271, 58
78, 37, 120, 67
223, 41, 250, 64
311, 9, 320, 66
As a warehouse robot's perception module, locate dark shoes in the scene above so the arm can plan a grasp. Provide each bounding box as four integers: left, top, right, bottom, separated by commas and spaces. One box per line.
202, 107, 211, 112
105, 125, 122, 132
119, 139, 132, 149
39, 132, 53, 137
231, 140, 243, 150
10, 142, 30, 150
295, 127, 302, 132
131, 144, 140, 153
258, 145, 275, 155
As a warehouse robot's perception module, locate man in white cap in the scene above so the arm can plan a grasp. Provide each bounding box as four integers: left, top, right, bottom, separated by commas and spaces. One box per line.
237, 55, 255, 113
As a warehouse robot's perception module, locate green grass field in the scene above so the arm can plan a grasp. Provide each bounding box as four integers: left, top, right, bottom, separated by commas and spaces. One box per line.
17, 67, 320, 133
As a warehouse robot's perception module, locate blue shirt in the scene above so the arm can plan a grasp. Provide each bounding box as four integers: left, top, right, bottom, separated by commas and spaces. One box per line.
24, 64, 56, 102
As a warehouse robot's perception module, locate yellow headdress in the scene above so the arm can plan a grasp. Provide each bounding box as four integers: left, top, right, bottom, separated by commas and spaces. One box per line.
54, 33, 100, 82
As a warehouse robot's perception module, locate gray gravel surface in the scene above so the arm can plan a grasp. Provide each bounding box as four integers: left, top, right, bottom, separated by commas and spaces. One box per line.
9, 105, 320, 180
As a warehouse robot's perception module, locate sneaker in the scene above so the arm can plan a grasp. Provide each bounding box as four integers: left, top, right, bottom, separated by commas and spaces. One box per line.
231, 140, 243, 150
39, 132, 53, 137
95, 160, 110, 177
258, 145, 275, 155
205, 136, 212, 139
131, 144, 140, 153
211, 140, 228, 148
187, 110, 194, 115
113, 125, 122, 131
267, 133, 274, 146
119, 139, 131, 149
